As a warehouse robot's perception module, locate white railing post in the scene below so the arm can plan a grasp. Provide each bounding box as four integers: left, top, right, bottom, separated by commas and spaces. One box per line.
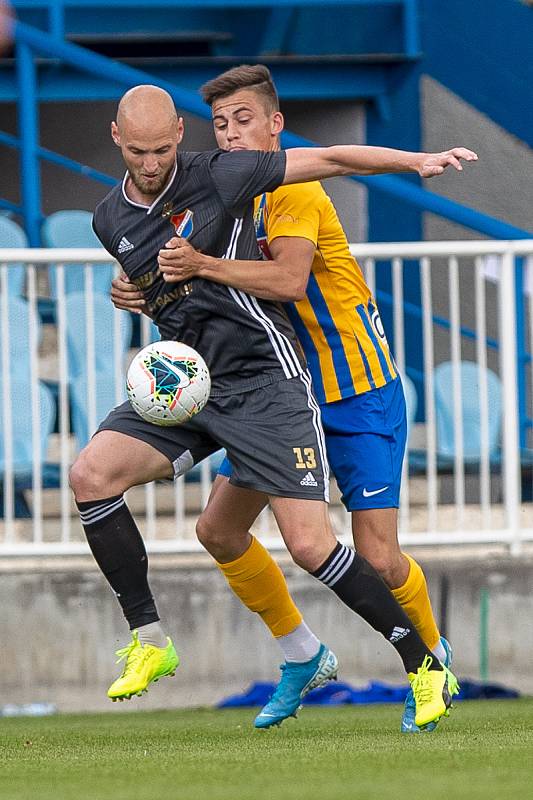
56, 264, 72, 543
498, 248, 522, 554
420, 257, 438, 533
139, 311, 157, 541
27, 263, 43, 543
84, 264, 97, 440
449, 256, 465, 530
0, 265, 15, 539
362, 258, 376, 298
475, 257, 492, 529
392, 257, 410, 531
112, 262, 123, 407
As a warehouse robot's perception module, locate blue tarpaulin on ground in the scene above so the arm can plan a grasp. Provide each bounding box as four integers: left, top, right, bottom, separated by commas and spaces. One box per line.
217, 679, 520, 708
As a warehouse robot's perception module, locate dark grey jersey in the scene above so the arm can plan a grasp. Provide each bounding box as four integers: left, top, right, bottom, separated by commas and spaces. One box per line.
93, 148, 306, 396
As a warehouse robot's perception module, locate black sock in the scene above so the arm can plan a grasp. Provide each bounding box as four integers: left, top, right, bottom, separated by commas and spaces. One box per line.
77, 495, 159, 629
312, 543, 442, 674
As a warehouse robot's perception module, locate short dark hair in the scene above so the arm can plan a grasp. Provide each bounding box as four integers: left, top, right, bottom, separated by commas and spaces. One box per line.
200, 65, 279, 113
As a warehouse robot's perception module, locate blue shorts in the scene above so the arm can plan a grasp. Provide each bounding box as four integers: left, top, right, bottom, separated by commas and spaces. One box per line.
218, 376, 406, 511
319, 377, 407, 511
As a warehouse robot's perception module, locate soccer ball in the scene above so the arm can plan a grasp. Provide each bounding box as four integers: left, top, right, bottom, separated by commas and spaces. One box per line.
126, 340, 211, 426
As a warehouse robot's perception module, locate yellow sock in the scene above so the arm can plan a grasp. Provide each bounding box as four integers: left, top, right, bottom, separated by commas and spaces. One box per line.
391, 554, 441, 651
216, 536, 303, 638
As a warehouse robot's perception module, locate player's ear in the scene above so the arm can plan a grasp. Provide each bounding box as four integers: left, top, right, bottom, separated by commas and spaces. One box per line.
176, 116, 185, 144
111, 121, 120, 147
272, 111, 284, 136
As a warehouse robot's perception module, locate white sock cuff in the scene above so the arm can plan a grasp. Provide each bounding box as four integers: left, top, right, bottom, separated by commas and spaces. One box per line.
276, 621, 321, 663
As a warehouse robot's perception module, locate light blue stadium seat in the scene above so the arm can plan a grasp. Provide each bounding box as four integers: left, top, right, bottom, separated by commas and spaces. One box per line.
434, 360, 502, 464
0, 378, 57, 517
0, 215, 28, 297
63, 292, 132, 448
0, 297, 51, 511
64, 291, 132, 379
0, 297, 43, 380
70, 371, 126, 449
42, 210, 115, 297
0, 378, 56, 477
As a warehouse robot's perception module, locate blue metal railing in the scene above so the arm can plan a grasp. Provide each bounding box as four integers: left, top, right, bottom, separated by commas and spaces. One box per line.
6, 19, 533, 245
0, 129, 116, 220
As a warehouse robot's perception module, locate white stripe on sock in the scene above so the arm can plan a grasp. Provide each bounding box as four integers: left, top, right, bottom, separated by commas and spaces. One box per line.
317, 545, 349, 583
317, 545, 355, 587
79, 497, 125, 525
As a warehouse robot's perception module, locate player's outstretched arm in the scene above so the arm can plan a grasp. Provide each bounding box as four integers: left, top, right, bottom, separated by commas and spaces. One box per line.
282, 146, 478, 185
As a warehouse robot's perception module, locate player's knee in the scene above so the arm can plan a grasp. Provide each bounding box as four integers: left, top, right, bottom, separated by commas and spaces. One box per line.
69, 448, 115, 500
196, 513, 243, 562
287, 534, 328, 572
362, 549, 403, 587
195, 511, 217, 549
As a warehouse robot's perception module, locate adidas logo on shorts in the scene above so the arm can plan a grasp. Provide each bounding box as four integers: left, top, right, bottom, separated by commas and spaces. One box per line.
300, 471, 318, 487
118, 236, 135, 254
389, 626, 410, 643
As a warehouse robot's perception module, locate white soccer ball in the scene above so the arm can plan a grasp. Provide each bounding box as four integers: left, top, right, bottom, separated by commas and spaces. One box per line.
126, 340, 211, 426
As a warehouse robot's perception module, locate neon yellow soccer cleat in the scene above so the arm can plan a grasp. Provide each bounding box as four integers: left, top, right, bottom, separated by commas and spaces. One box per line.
107, 630, 179, 701
408, 655, 459, 729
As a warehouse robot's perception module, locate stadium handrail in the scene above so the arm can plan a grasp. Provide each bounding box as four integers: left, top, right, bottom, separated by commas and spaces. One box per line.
6, 18, 533, 243
3, 239, 533, 263
10, 0, 416, 9
0, 129, 117, 201
0, 240, 530, 553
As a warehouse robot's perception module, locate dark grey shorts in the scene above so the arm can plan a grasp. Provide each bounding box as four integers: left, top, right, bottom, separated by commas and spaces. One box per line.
97, 371, 329, 501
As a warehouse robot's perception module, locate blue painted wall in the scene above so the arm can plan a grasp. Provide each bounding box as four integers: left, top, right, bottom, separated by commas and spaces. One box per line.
365, 0, 533, 392
421, 0, 533, 148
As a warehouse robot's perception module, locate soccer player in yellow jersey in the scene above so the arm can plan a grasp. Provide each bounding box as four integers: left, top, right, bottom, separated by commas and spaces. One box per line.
147, 65, 452, 733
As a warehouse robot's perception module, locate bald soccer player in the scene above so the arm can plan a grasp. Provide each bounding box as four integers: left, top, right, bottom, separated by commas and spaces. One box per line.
71, 84, 475, 730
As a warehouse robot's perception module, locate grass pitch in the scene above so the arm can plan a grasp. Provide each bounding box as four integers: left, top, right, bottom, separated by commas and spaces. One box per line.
1, 699, 532, 800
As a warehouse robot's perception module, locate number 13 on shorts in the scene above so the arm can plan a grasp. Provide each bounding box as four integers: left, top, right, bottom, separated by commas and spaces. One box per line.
293, 446, 317, 469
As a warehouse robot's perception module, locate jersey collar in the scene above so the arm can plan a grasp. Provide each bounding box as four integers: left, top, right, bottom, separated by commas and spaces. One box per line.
121, 162, 178, 215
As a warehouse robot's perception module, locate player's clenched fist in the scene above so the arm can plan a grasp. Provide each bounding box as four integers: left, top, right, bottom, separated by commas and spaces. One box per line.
158, 236, 202, 282
110, 271, 146, 313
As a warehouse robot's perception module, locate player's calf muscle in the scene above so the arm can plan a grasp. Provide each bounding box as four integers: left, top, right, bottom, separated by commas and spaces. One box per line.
352, 509, 407, 586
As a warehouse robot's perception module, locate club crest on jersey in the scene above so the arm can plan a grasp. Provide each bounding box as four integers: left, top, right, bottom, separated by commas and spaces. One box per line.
170, 209, 194, 238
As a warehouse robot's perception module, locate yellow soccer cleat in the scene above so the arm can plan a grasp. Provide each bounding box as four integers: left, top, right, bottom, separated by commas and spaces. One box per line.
107, 630, 179, 701
408, 654, 459, 729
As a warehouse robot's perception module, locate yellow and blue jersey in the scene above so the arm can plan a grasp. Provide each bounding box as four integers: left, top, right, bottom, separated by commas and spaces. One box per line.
254, 182, 397, 405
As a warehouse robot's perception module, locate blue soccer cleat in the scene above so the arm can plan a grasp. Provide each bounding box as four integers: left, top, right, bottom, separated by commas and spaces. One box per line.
401, 636, 453, 733
254, 644, 338, 729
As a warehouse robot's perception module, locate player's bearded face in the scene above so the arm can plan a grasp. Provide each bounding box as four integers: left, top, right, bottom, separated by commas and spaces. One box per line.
124, 140, 178, 196
127, 157, 174, 196
116, 117, 182, 198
